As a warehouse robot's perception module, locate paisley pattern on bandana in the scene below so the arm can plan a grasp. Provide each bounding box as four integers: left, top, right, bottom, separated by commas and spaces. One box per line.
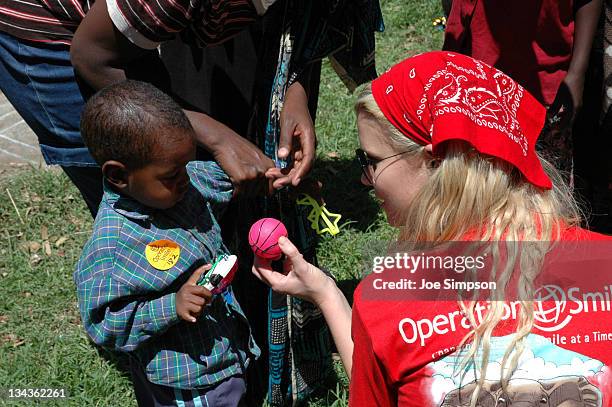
419, 60, 528, 156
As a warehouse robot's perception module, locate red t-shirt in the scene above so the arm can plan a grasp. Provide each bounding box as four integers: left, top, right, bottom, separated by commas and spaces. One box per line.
349, 227, 612, 406
443, 0, 590, 105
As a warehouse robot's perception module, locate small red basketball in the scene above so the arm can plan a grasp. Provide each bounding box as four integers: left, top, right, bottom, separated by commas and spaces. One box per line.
248, 218, 288, 260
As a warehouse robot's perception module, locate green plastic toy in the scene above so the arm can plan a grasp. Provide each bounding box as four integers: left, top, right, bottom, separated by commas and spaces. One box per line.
296, 193, 342, 236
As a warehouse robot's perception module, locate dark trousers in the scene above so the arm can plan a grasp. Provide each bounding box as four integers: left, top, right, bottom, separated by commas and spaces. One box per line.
60, 165, 103, 217
130, 361, 247, 407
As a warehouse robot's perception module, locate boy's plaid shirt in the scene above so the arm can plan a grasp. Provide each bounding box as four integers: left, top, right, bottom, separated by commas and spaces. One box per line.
74, 161, 260, 389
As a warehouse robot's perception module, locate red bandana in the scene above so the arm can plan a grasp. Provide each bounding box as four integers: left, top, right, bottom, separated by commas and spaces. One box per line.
371, 51, 552, 189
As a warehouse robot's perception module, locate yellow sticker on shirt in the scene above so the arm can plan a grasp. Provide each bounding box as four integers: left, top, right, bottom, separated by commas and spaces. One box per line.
145, 240, 180, 270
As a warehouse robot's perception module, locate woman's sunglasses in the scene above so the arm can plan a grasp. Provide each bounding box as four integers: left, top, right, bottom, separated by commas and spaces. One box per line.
355, 148, 410, 184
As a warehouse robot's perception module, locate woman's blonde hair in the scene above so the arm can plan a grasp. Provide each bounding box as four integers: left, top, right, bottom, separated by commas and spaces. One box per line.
356, 83, 581, 404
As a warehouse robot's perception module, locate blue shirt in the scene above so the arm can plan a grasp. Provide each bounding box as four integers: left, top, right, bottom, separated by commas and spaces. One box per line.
74, 161, 260, 389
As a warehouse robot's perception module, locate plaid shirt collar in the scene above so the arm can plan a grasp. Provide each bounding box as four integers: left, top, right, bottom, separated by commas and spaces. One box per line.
102, 180, 151, 221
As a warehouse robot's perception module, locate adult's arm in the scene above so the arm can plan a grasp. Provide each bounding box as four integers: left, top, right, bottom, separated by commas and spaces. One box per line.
71, 0, 275, 196
271, 80, 317, 188
280, 62, 320, 185
70, 0, 139, 90
564, 0, 603, 112
251, 236, 354, 377
318, 279, 354, 377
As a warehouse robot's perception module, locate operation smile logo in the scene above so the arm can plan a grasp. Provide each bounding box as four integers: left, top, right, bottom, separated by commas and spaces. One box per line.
532, 285, 612, 332
398, 284, 612, 346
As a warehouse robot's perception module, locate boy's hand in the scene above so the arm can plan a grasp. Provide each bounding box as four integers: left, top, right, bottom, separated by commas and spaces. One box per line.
176, 265, 213, 323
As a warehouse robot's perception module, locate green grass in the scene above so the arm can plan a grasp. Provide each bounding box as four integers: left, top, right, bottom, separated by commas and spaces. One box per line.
0, 1, 443, 405
0, 170, 133, 406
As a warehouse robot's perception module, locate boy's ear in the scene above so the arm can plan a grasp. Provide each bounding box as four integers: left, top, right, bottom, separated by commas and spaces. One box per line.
102, 161, 129, 191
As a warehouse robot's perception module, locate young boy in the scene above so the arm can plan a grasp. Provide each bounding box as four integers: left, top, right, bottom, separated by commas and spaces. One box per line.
74, 80, 260, 406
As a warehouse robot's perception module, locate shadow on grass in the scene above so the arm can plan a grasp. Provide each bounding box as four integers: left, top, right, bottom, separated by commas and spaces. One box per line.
94, 344, 133, 380
312, 157, 381, 232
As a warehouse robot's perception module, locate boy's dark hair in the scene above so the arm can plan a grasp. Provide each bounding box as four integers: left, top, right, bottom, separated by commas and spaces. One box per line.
80, 80, 193, 169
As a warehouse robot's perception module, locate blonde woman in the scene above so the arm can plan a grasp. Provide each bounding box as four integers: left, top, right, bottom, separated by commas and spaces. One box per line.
254, 52, 612, 406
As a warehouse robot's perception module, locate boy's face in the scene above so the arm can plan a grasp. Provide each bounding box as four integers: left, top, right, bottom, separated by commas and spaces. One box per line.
125, 132, 196, 210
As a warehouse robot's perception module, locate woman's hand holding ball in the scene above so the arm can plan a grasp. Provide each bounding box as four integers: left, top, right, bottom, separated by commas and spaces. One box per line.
252, 236, 335, 305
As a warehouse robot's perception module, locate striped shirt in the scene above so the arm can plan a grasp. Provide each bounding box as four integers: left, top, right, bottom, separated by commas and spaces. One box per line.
0, 0, 89, 44
74, 161, 260, 389
0, 0, 275, 46
108, 0, 275, 49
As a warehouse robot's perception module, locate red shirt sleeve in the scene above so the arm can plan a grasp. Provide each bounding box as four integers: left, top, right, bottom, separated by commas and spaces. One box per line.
348, 296, 395, 407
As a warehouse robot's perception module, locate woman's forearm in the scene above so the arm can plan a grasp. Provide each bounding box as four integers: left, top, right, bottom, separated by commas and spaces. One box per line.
317, 283, 354, 379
